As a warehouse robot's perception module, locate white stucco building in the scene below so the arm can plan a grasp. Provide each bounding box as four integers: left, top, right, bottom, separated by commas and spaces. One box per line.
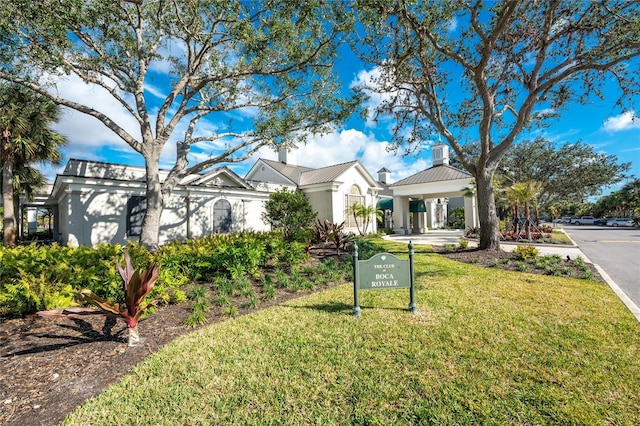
17, 144, 478, 247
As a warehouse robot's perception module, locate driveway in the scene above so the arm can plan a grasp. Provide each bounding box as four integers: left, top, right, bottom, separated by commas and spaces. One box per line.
562, 224, 640, 310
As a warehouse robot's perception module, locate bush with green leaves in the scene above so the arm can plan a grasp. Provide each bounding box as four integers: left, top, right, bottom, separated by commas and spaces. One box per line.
513, 245, 540, 261
351, 236, 386, 260
0, 243, 125, 316
0, 231, 318, 317
261, 188, 317, 242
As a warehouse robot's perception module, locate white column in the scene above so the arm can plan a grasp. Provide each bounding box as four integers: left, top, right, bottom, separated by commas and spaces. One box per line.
464, 195, 479, 229
392, 196, 410, 235
418, 211, 428, 233
27, 208, 38, 235
426, 199, 435, 229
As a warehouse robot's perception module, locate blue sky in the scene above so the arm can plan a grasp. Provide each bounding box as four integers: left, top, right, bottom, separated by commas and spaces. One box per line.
42, 41, 640, 199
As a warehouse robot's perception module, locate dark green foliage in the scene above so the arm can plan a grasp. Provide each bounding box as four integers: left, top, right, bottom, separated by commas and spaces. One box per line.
261, 189, 317, 242
0, 243, 124, 315
184, 285, 210, 328
500, 138, 631, 209
351, 236, 386, 260
316, 259, 345, 283
262, 284, 276, 300
592, 178, 640, 218
0, 231, 314, 317
261, 275, 276, 300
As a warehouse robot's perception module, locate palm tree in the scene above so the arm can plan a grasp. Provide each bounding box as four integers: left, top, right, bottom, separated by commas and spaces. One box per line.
0, 84, 66, 246
346, 202, 382, 236
508, 181, 544, 240
504, 186, 521, 234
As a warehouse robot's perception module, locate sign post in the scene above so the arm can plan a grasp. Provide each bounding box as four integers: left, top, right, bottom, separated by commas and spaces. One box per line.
353, 241, 417, 316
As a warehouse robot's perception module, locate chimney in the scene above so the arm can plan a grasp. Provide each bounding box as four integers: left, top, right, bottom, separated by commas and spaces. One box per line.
278, 146, 297, 165
377, 167, 391, 184
432, 142, 449, 166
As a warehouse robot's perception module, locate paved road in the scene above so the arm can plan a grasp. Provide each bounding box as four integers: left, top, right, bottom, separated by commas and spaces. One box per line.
562, 224, 640, 309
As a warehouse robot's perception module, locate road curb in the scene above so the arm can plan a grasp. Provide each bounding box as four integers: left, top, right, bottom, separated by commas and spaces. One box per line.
593, 264, 640, 323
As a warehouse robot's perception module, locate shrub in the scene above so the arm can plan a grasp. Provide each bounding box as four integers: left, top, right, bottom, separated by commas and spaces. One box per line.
170, 289, 188, 305
465, 227, 480, 238
0, 231, 322, 318
261, 280, 276, 300
261, 188, 317, 242
352, 236, 385, 260
0, 243, 125, 315
514, 245, 540, 261
185, 286, 210, 328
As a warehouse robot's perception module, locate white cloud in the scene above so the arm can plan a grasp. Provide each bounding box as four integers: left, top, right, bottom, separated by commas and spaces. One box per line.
350, 67, 395, 128
45, 71, 433, 185
602, 111, 640, 132
48, 73, 142, 157
447, 17, 458, 32
144, 83, 167, 99
237, 128, 430, 183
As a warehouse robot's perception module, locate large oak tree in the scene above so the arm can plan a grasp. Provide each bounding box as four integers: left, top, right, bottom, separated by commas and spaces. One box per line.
451, 137, 631, 210
353, 0, 640, 250
499, 137, 630, 208
0, 0, 357, 249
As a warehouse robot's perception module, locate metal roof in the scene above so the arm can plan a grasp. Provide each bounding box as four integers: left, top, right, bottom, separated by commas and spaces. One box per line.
261, 159, 362, 186
391, 165, 472, 187
299, 161, 359, 186
260, 159, 314, 184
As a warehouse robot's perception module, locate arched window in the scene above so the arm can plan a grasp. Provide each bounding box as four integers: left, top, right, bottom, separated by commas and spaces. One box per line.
126, 196, 146, 237
345, 184, 365, 228
213, 199, 232, 233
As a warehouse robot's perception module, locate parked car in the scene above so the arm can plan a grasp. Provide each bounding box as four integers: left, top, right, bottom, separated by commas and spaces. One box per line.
593, 218, 609, 226
555, 216, 572, 224
571, 216, 597, 225
606, 218, 633, 227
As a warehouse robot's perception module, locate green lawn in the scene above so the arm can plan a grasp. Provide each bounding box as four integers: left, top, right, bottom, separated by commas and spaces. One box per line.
63, 241, 640, 425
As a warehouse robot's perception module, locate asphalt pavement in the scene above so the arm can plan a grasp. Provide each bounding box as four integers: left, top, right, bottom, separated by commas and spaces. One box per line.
383, 229, 640, 322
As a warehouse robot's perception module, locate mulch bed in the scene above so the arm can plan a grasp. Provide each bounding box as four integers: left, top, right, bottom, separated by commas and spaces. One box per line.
435, 246, 604, 282
0, 283, 336, 426
0, 247, 604, 426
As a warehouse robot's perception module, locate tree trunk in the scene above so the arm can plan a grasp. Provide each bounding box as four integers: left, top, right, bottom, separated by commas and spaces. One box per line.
2, 154, 16, 247
139, 158, 163, 251
475, 168, 501, 250
524, 201, 531, 240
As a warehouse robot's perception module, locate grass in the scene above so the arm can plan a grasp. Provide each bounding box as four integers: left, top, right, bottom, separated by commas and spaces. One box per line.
548, 230, 573, 245
63, 241, 640, 425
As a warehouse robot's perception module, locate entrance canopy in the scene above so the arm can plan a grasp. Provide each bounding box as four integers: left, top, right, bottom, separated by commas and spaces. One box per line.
387, 164, 478, 234
376, 198, 427, 213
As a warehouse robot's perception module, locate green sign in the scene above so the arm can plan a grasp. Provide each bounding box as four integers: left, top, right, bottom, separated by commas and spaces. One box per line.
352, 242, 417, 317
357, 253, 410, 290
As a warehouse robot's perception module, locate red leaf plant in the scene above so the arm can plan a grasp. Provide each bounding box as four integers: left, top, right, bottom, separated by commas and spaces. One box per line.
39, 252, 160, 347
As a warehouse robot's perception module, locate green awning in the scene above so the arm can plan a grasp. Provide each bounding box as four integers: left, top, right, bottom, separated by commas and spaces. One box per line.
376, 198, 426, 213
410, 200, 427, 213
376, 198, 393, 211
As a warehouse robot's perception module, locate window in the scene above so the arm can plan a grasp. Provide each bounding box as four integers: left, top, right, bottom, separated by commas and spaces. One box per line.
127, 196, 146, 237
345, 185, 365, 228
213, 199, 232, 233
